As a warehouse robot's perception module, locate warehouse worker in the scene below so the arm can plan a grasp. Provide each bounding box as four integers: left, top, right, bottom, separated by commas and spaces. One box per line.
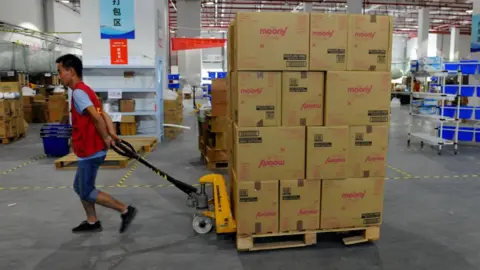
56, 54, 138, 234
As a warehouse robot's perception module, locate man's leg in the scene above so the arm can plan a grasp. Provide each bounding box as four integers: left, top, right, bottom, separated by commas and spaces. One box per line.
72, 159, 102, 233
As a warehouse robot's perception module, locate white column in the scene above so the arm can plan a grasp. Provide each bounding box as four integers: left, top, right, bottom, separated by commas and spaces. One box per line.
449, 27, 460, 61
470, 0, 480, 96
347, 0, 362, 14
303, 2, 313, 12
417, 8, 430, 60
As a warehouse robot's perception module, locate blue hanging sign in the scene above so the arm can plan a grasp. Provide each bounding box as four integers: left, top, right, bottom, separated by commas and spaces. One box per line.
471, 13, 480, 53
100, 0, 135, 39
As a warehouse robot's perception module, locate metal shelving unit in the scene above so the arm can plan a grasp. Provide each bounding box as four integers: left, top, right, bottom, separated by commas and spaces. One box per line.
407, 61, 480, 155
69, 63, 163, 140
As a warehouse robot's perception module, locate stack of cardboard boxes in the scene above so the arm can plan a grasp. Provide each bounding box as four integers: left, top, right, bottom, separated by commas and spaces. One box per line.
163, 93, 184, 140
47, 94, 69, 123
0, 82, 26, 139
226, 12, 392, 236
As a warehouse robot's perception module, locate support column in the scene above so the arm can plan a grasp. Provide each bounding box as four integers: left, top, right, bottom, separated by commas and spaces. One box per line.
42, 0, 55, 32
347, 0, 362, 14
469, 0, 480, 98
417, 8, 430, 60
303, 2, 313, 12
449, 27, 460, 61
176, 0, 202, 87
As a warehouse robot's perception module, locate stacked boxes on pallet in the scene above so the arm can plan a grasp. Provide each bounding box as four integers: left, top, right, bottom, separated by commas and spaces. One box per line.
201, 79, 229, 168
163, 93, 184, 140
226, 12, 392, 245
0, 82, 26, 140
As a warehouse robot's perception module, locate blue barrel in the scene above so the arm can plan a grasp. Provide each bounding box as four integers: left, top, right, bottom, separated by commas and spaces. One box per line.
40, 124, 72, 157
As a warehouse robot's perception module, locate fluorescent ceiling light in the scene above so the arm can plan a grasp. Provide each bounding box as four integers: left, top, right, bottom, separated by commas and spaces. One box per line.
406, 18, 415, 22
466, 10, 473, 14
205, 1, 214, 6
61, 0, 70, 3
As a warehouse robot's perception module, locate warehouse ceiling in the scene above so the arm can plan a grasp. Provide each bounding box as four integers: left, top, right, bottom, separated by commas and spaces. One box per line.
168, 0, 474, 35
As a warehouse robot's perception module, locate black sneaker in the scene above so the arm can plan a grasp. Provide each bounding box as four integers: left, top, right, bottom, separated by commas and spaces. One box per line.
72, 221, 102, 233
120, 205, 138, 233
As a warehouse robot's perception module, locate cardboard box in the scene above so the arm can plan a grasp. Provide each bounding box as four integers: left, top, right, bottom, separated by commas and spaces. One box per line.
310, 14, 348, 71
120, 99, 135, 112
306, 126, 348, 180
23, 107, 33, 123
234, 177, 279, 234
282, 72, 324, 126
16, 116, 25, 135
325, 71, 391, 126
347, 15, 393, 71
232, 72, 281, 127
208, 115, 229, 133
164, 100, 178, 113
228, 21, 236, 72
348, 125, 388, 178
233, 125, 305, 181
8, 100, 22, 117
0, 82, 20, 93
23, 96, 33, 106
235, 12, 309, 71
0, 120, 13, 138
321, 178, 384, 229
0, 100, 11, 117
279, 179, 321, 232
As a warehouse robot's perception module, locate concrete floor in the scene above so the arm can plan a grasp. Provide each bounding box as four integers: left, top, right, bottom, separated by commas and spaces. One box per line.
1, 102, 480, 270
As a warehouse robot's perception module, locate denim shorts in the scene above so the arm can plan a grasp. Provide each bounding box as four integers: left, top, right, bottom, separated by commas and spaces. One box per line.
73, 155, 106, 202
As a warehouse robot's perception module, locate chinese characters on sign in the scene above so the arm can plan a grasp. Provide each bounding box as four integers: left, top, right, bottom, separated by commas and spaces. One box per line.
110, 39, 128, 65
100, 0, 135, 39
472, 14, 480, 53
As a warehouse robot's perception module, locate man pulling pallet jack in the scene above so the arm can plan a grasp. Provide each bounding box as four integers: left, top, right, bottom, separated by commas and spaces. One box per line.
56, 54, 138, 234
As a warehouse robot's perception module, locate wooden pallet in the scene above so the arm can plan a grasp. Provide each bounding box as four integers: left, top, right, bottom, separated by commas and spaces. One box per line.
54, 137, 157, 170
204, 155, 228, 170
236, 226, 380, 252
1, 132, 26, 144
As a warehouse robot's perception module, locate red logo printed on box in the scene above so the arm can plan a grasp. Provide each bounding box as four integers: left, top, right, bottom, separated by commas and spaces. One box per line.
240, 88, 262, 95
300, 102, 321, 110
312, 30, 334, 38
342, 191, 365, 199
355, 32, 376, 38
348, 85, 372, 94
365, 156, 385, 162
256, 211, 277, 218
325, 156, 346, 165
298, 209, 319, 215
260, 27, 288, 36
258, 159, 285, 168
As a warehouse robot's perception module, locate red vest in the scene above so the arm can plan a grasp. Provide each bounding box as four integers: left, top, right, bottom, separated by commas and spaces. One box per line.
71, 82, 106, 158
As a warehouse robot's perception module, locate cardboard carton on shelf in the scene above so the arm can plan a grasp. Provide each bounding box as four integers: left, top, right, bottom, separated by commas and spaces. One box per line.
282, 71, 324, 126
309, 13, 348, 71
279, 179, 321, 232
234, 12, 309, 71
120, 115, 137, 136
120, 99, 136, 112
0, 82, 21, 93
347, 14, 393, 71
324, 71, 391, 126
348, 125, 388, 178
232, 71, 282, 127
0, 120, 13, 138
232, 171, 279, 235
306, 126, 348, 180
233, 125, 305, 181
321, 177, 384, 229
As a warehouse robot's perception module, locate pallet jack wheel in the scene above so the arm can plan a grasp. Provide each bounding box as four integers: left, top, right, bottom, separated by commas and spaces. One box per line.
420, 141, 424, 149
407, 139, 410, 147
192, 214, 213, 234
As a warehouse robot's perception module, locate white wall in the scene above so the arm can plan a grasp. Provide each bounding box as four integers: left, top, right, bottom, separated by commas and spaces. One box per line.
53, 2, 82, 44
406, 34, 471, 61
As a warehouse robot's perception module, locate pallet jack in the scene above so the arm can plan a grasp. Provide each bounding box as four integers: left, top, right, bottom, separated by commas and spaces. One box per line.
112, 139, 237, 234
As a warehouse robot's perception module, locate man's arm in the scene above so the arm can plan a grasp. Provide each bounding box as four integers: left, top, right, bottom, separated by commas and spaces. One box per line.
100, 111, 120, 141
85, 106, 112, 147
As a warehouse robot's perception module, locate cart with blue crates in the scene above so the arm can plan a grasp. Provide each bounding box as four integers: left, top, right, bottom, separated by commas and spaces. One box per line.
408, 60, 480, 155
168, 74, 181, 90
40, 124, 72, 157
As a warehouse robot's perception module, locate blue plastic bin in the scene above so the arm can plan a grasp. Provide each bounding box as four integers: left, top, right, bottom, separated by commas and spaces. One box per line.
444, 63, 459, 72
476, 128, 480, 142
441, 126, 455, 140
168, 74, 180, 80
208, 72, 216, 79
439, 106, 456, 118
459, 106, 474, 119
41, 135, 70, 157
460, 60, 478, 75
460, 86, 475, 97
476, 108, 480, 120
443, 85, 459, 94
217, 72, 227, 78
458, 127, 475, 141
168, 83, 180, 89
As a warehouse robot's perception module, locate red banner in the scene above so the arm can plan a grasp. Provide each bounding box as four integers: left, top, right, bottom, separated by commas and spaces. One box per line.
171, 38, 227, 51
110, 39, 128, 65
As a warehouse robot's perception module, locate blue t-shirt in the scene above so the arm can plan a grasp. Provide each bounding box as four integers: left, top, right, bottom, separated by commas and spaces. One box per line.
73, 89, 107, 160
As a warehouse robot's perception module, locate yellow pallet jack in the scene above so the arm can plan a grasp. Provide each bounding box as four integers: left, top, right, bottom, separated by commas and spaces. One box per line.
112, 140, 237, 234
